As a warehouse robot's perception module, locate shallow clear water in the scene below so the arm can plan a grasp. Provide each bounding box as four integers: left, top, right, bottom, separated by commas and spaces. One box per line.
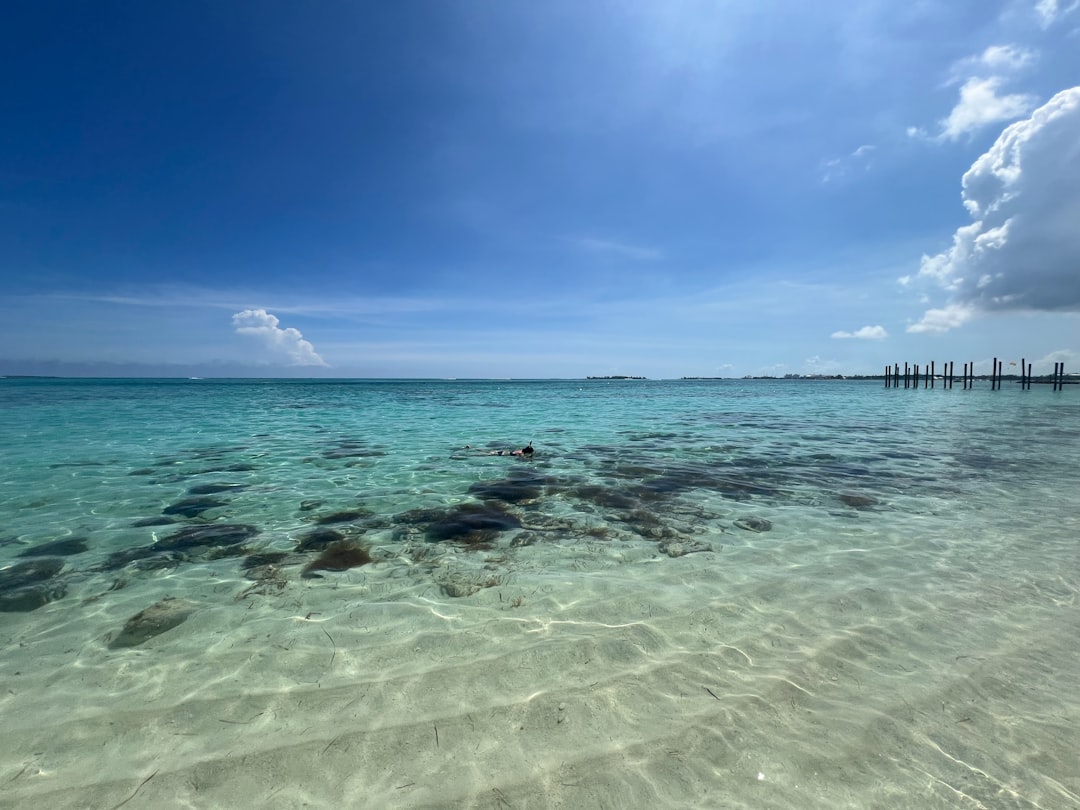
1, 377, 1078, 808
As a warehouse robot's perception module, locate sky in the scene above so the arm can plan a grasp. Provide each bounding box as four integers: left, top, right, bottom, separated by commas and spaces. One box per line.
2, 0, 1078, 379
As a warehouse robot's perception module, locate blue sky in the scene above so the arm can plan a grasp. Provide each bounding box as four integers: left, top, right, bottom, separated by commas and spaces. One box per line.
2, 1, 1078, 378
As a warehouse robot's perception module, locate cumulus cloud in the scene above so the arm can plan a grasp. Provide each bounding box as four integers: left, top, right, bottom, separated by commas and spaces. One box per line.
939, 77, 1038, 141
905, 87, 1080, 332
917, 44, 1039, 142
231, 309, 328, 366
831, 325, 888, 340
907, 304, 977, 334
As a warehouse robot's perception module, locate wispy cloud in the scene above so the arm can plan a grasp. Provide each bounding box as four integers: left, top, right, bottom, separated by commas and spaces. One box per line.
831, 325, 888, 340
821, 144, 875, 183
948, 45, 1036, 82
566, 237, 663, 262
1035, 0, 1080, 28
231, 309, 328, 366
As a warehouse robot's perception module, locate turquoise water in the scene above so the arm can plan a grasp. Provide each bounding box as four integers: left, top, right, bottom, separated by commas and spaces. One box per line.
2, 378, 1079, 808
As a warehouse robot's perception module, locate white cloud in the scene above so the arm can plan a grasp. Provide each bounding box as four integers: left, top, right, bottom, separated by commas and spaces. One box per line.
907, 87, 1080, 331
1035, 0, 1080, 28
939, 77, 1038, 141
949, 45, 1036, 79
1036, 0, 1059, 26
907, 304, 977, 334
231, 309, 328, 366
924, 44, 1039, 142
831, 325, 888, 340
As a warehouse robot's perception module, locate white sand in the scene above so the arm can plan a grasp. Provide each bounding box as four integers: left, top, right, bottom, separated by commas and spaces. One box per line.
2, 532, 1079, 809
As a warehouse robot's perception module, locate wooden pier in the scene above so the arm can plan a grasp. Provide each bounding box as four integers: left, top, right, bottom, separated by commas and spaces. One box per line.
884, 359, 1069, 391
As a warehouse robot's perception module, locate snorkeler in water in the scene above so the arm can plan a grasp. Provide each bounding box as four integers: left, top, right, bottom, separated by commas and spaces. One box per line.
464, 441, 533, 457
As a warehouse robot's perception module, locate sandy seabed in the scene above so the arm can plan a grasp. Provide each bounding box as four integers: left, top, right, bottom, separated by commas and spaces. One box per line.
2, 530, 1079, 810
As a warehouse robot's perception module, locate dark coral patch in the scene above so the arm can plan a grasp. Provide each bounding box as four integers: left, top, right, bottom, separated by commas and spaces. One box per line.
320, 438, 388, 460
838, 493, 879, 509
188, 483, 247, 495
734, 516, 772, 533
0, 557, 64, 589
394, 507, 448, 526
0, 558, 66, 612
241, 551, 289, 570
468, 479, 542, 503
570, 484, 638, 510
296, 528, 348, 552
153, 524, 259, 551
314, 509, 372, 525
100, 547, 182, 572
468, 469, 562, 503
425, 502, 522, 547
162, 497, 228, 518
0, 583, 67, 612
17, 537, 88, 557
132, 517, 177, 527
301, 540, 372, 578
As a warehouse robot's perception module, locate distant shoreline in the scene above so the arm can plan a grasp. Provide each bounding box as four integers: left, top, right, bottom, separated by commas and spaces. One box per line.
2, 374, 1076, 384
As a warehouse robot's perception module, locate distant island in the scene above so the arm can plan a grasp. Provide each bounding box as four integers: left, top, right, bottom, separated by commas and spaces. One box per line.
586, 375, 647, 380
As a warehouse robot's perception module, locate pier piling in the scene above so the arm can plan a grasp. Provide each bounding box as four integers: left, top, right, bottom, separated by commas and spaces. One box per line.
884, 357, 1067, 393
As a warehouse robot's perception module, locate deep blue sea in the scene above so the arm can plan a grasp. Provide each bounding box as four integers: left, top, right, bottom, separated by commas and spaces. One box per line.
2, 377, 1078, 809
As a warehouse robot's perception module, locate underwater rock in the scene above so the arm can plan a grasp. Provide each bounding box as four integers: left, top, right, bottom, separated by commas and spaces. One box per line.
162, 497, 228, 518
100, 546, 176, 571
617, 509, 663, 529
299, 499, 324, 512
16, 537, 88, 557
241, 551, 289, 571
394, 507, 448, 526
0, 558, 67, 612
0, 582, 67, 612
658, 539, 711, 557
205, 545, 252, 562
296, 528, 348, 552
0, 557, 65, 590
436, 570, 504, 598
109, 597, 198, 648
153, 524, 259, 551
440, 579, 481, 598
838, 493, 879, 509
314, 509, 372, 525
425, 503, 523, 546
188, 483, 247, 495
733, 516, 772, 533
301, 540, 372, 578
131, 517, 176, 527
